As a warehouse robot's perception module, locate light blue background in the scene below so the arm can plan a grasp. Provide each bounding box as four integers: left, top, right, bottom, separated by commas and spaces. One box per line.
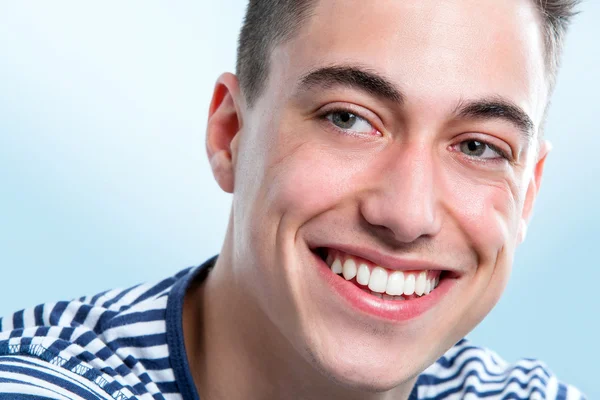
0, 1, 597, 397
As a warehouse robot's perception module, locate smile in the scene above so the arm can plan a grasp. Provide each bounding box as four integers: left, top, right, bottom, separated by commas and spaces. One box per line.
322, 249, 442, 301
313, 247, 458, 322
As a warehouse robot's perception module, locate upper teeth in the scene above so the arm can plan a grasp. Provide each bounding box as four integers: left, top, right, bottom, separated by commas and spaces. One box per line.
326, 252, 441, 297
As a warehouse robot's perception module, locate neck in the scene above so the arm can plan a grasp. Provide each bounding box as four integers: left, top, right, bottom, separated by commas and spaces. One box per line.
183, 231, 416, 400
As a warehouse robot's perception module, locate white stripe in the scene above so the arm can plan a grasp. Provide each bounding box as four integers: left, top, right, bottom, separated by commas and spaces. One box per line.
0, 315, 13, 332
92, 288, 129, 307
117, 296, 169, 315
80, 304, 109, 330
102, 320, 167, 343
22, 307, 36, 328
57, 301, 86, 327
163, 393, 184, 400
146, 368, 177, 385
104, 284, 150, 311
0, 368, 105, 399
566, 385, 585, 400
0, 382, 73, 400
116, 343, 170, 361
42, 302, 55, 325
421, 358, 549, 397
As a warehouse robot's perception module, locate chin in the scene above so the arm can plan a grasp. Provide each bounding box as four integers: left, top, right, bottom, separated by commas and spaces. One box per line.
306, 344, 420, 393
293, 322, 429, 393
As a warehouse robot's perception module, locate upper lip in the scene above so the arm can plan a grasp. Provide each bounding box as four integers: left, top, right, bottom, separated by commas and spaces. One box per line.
317, 243, 459, 275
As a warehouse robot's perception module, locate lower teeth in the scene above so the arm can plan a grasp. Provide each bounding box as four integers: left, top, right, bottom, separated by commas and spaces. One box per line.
362, 288, 405, 301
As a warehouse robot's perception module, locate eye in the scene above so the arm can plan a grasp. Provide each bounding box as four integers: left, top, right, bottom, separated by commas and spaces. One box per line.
325, 110, 377, 135
458, 140, 508, 160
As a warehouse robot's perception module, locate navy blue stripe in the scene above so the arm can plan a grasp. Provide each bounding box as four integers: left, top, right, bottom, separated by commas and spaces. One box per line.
72, 304, 93, 326
422, 355, 550, 386
139, 356, 171, 370
94, 346, 113, 362
75, 331, 97, 348
92, 310, 119, 333
156, 380, 179, 393
12, 310, 24, 330
102, 284, 140, 309
99, 366, 118, 378
107, 333, 166, 349
78, 350, 97, 363
427, 372, 546, 399
105, 309, 165, 328
9, 329, 23, 338
48, 302, 68, 325
33, 304, 44, 326
557, 383, 568, 400
35, 326, 50, 337
122, 354, 139, 369
58, 327, 74, 341
90, 289, 111, 305
114, 363, 132, 377
131, 278, 178, 305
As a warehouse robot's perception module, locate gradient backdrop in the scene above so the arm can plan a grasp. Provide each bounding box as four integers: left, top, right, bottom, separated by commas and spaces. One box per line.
0, 1, 597, 397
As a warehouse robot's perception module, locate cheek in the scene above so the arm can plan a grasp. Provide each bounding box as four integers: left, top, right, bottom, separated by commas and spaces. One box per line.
444, 174, 518, 265
265, 144, 370, 223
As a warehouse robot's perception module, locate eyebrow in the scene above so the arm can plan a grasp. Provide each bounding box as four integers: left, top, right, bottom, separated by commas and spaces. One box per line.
298, 64, 535, 139
298, 65, 404, 104
453, 97, 535, 140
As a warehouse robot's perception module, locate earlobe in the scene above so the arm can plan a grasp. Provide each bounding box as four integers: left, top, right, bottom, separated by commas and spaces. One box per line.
206, 73, 243, 193
518, 140, 552, 244
517, 219, 528, 244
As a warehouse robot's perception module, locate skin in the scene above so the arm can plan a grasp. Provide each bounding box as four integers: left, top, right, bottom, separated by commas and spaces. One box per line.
184, 0, 551, 398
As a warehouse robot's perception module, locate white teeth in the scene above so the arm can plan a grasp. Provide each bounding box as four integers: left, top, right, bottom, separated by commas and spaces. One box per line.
403, 274, 416, 296
327, 251, 443, 299
331, 258, 343, 274
415, 271, 427, 296
356, 263, 371, 285
386, 271, 405, 295
370, 291, 383, 299
368, 267, 388, 293
342, 258, 357, 280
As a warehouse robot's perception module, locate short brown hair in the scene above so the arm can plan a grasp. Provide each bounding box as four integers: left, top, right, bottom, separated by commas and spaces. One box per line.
236, 0, 580, 107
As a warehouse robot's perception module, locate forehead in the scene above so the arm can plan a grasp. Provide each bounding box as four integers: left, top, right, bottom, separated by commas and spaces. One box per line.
267, 0, 548, 124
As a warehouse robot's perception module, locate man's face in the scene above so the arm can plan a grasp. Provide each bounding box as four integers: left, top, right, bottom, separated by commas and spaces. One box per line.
229, 0, 548, 391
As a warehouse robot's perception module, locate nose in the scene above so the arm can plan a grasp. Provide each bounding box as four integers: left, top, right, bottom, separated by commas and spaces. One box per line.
359, 143, 442, 244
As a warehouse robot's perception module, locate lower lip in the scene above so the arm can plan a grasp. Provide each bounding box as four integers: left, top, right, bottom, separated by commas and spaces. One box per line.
313, 251, 456, 322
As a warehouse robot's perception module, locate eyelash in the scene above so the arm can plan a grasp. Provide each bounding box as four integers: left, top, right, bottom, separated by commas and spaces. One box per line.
317, 106, 380, 135
318, 107, 512, 162
461, 140, 512, 162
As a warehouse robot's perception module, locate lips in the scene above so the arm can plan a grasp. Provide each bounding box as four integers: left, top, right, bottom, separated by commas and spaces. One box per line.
323, 248, 442, 300
312, 246, 457, 322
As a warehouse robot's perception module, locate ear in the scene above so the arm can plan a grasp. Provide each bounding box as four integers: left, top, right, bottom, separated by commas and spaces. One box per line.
206, 73, 244, 193
517, 140, 552, 244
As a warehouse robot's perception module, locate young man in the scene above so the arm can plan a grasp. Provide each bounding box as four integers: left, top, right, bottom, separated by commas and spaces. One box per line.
0, 0, 587, 399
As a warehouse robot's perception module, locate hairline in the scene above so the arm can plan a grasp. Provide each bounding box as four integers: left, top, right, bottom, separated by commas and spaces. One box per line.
240, 0, 566, 114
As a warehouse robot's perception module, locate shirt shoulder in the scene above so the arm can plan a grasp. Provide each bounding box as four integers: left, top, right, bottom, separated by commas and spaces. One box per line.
0, 266, 197, 400
416, 339, 587, 400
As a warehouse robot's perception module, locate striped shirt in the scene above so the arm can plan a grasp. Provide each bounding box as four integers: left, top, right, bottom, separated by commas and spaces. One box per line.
0, 256, 586, 399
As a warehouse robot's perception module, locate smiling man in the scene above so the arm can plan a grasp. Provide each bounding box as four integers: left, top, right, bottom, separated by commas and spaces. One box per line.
0, 0, 587, 399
